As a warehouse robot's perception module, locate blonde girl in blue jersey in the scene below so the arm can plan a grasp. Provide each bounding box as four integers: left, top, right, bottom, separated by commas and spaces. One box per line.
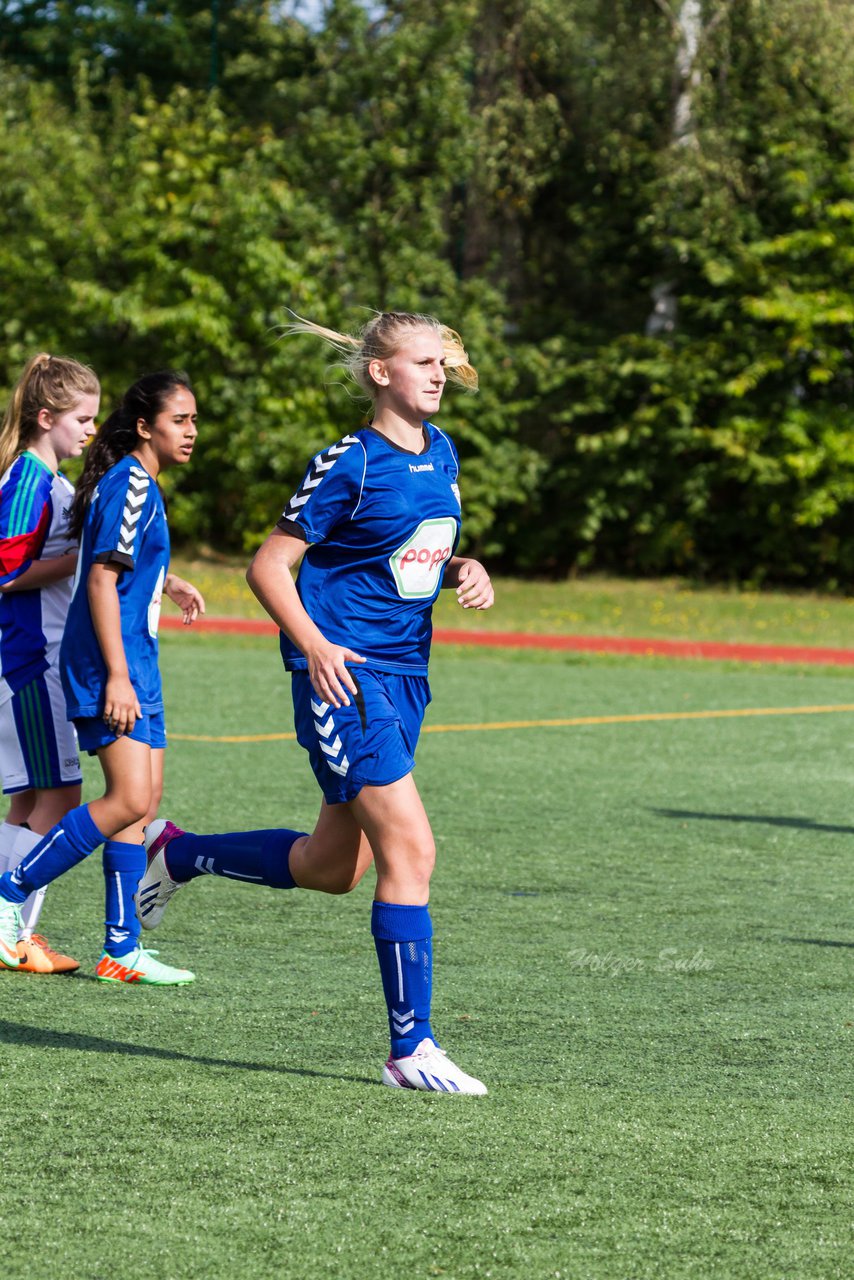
0, 370, 203, 984
0, 353, 99, 973
138, 312, 495, 1092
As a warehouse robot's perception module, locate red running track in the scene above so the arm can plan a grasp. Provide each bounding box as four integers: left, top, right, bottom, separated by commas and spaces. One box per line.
160, 615, 854, 666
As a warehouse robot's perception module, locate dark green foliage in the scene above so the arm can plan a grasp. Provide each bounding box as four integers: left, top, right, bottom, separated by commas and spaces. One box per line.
0, 0, 851, 581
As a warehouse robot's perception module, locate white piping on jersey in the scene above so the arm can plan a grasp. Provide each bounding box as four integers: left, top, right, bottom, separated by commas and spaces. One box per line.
142, 507, 158, 534
350, 437, 368, 520
430, 425, 460, 480
332, 427, 451, 523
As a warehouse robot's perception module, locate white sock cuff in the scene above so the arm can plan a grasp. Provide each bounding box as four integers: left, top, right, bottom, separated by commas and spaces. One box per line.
0, 821, 19, 871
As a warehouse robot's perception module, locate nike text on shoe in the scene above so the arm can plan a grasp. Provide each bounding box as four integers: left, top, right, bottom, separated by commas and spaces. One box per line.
16, 934, 80, 974
95, 946, 195, 985
136, 819, 187, 930
0, 898, 23, 969
381, 1037, 488, 1095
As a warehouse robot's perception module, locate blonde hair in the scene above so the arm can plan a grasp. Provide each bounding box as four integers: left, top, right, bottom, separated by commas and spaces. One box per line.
283, 311, 479, 398
0, 352, 100, 476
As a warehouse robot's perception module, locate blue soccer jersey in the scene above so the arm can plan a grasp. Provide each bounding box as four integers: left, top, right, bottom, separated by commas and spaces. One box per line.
0, 452, 76, 698
278, 423, 462, 676
61, 456, 170, 718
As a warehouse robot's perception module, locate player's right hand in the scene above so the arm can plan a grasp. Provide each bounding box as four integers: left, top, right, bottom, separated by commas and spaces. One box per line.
305, 641, 366, 709
103, 675, 143, 736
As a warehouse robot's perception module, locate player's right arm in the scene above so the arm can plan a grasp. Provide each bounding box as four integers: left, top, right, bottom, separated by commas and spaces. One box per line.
87, 561, 142, 734
246, 527, 364, 709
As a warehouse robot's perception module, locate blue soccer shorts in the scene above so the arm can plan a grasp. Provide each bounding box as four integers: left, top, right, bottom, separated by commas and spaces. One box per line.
74, 708, 167, 755
0, 667, 82, 794
291, 668, 431, 805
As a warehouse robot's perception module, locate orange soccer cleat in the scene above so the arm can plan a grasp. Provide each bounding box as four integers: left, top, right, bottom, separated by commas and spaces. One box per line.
16, 934, 80, 974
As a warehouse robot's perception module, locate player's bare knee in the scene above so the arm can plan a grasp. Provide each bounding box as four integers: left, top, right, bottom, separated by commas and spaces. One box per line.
102, 788, 150, 831
314, 860, 367, 894
407, 839, 436, 891
321, 873, 356, 895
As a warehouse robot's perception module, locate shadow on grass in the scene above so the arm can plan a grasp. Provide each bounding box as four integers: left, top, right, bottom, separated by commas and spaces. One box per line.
778, 937, 854, 949
0, 1019, 376, 1085
653, 808, 854, 835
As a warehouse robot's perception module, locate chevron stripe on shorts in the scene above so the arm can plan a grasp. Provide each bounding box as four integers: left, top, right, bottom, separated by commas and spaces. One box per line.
117, 465, 150, 559
281, 435, 360, 523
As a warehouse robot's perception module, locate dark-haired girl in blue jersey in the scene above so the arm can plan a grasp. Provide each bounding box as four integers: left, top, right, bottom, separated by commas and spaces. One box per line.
139, 313, 494, 1091
0, 371, 204, 984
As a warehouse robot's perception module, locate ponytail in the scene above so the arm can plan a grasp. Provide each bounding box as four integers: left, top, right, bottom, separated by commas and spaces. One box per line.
0, 353, 99, 476
69, 370, 192, 540
282, 311, 479, 398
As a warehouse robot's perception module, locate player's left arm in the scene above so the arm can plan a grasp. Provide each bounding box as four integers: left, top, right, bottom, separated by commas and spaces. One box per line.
0, 552, 77, 592
164, 572, 206, 625
443, 556, 494, 611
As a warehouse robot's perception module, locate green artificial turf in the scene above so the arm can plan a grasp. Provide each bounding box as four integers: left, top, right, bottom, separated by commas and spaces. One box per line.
2, 636, 851, 1279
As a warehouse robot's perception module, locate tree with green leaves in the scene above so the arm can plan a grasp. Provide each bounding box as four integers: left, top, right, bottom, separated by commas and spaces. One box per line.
0, 0, 850, 582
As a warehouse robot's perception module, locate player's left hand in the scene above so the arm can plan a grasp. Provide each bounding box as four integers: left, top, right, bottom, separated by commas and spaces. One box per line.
165, 574, 206, 625
455, 558, 494, 611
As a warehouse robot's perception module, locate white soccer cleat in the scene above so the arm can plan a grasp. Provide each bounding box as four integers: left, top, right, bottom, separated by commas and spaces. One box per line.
136, 819, 187, 930
382, 1037, 488, 1095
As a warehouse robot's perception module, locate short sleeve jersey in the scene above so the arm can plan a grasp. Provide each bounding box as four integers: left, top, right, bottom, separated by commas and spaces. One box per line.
0, 451, 76, 698
278, 422, 462, 676
60, 456, 169, 718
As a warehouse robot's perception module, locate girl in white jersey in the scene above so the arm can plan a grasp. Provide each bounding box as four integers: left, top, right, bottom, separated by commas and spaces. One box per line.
138, 312, 496, 1093
0, 353, 99, 973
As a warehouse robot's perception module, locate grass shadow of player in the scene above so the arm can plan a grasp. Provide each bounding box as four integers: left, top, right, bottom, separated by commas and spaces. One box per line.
653, 808, 854, 836
0, 1018, 376, 1085
777, 937, 854, 948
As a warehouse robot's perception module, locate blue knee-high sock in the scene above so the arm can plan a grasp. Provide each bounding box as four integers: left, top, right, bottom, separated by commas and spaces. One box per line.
0, 805, 105, 903
371, 902, 435, 1059
163, 829, 304, 888
103, 840, 144, 958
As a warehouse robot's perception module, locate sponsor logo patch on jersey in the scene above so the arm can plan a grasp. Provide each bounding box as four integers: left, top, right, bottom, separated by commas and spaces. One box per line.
389, 516, 457, 600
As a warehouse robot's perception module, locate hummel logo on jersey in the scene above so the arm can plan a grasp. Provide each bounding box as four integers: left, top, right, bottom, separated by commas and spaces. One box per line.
409, 463, 434, 473
117, 466, 150, 558
281, 435, 359, 523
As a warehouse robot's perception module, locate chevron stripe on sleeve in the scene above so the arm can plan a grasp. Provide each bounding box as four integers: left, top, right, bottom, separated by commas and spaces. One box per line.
280, 434, 361, 526
116, 465, 150, 562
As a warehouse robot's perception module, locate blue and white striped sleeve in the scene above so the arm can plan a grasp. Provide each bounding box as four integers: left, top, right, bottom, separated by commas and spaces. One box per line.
90, 464, 151, 570
277, 435, 365, 545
